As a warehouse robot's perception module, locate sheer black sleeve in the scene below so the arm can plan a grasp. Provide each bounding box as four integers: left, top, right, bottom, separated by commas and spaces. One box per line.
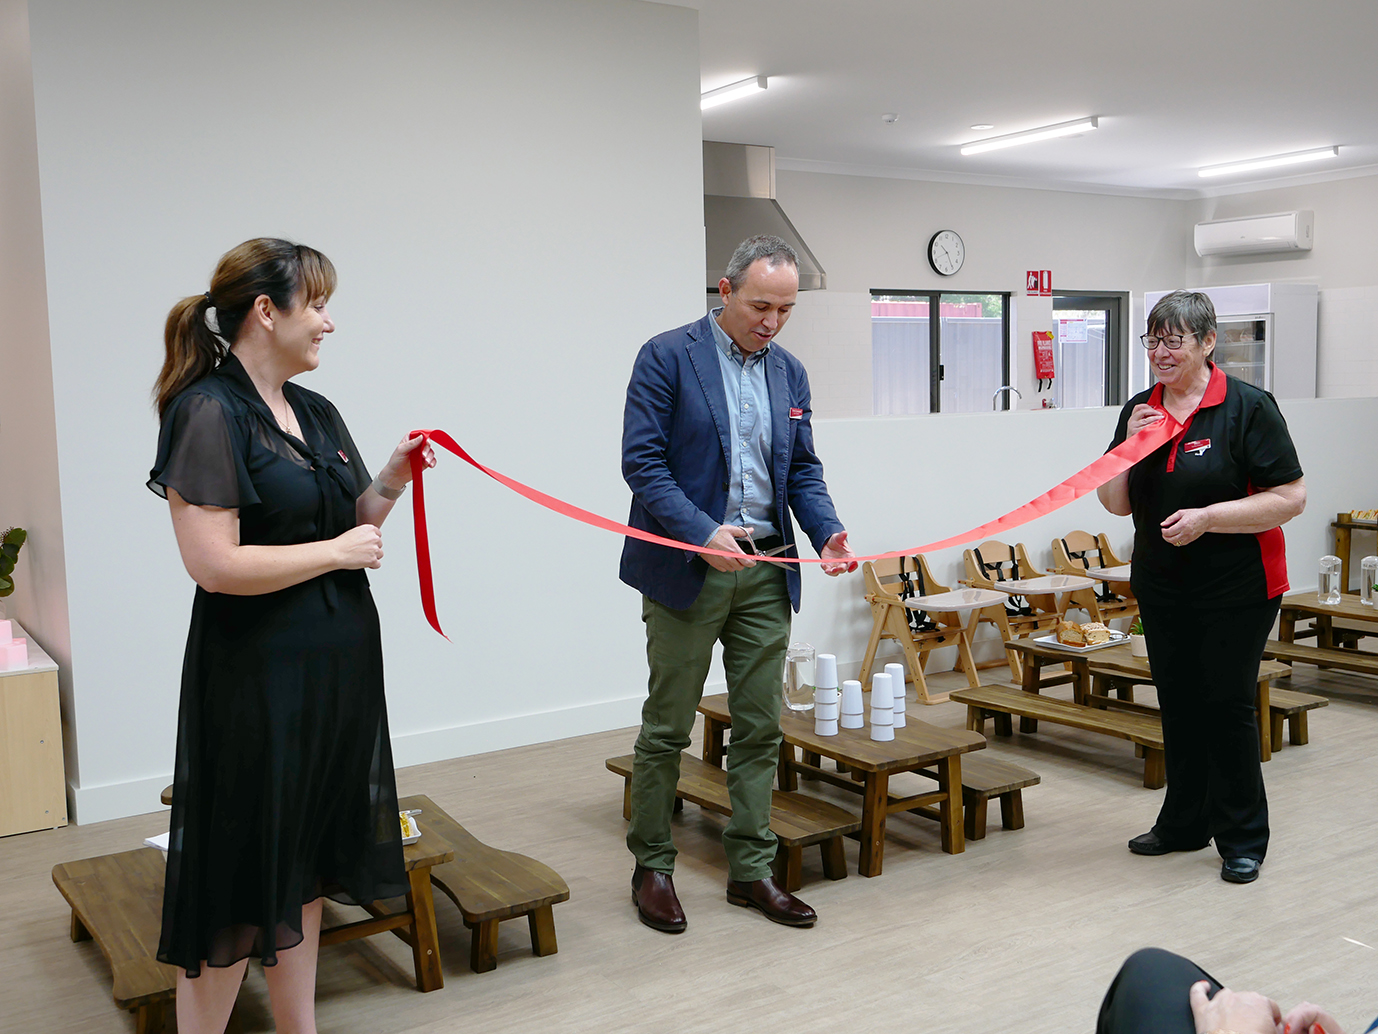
148, 392, 260, 508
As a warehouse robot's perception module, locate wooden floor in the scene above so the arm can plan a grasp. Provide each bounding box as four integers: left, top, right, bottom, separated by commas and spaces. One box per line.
5, 663, 1377, 1034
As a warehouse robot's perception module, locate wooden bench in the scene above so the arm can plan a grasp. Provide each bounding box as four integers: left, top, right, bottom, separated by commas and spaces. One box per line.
922, 754, 1039, 841
1266, 687, 1329, 749
951, 683, 1166, 789
52, 848, 176, 1034
406, 793, 570, 974
1263, 639, 1378, 677
157, 785, 566, 975
605, 752, 860, 892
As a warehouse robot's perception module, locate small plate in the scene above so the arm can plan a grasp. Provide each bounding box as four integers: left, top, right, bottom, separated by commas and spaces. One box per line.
1033, 630, 1130, 654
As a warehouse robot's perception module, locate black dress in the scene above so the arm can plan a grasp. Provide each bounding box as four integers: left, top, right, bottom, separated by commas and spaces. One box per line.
148, 353, 406, 974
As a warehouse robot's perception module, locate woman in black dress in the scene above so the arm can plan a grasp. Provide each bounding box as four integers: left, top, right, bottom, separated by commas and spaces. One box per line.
148, 238, 435, 1033
1098, 290, 1305, 885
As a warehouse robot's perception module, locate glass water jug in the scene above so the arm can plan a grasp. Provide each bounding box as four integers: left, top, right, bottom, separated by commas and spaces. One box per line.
782, 642, 815, 712
1361, 556, 1378, 607
1318, 555, 1343, 605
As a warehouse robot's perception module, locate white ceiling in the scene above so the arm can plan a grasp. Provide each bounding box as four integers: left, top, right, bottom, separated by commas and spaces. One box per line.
670, 0, 1378, 198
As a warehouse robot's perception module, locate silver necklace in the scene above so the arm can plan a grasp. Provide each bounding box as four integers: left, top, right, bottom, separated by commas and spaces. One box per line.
276, 396, 295, 437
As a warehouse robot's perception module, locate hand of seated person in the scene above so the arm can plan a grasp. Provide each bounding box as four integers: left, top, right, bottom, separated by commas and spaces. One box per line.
1190, 980, 1283, 1034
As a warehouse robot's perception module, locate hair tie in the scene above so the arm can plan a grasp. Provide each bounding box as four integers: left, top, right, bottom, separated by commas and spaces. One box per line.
203, 291, 213, 304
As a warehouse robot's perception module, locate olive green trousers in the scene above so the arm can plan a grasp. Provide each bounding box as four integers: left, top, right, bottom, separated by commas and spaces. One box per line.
626, 563, 791, 882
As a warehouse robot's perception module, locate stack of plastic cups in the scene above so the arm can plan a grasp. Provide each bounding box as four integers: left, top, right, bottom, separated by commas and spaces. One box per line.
840, 680, 865, 729
869, 672, 895, 741
885, 662, 907, 729
814, 653, 839, 736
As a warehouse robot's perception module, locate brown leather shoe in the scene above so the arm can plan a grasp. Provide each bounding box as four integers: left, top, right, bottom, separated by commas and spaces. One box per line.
631, 864, 686, 933
726, 877, 817, 927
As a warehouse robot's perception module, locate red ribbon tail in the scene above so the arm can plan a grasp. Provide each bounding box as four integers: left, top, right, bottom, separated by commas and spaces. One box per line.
408, 434, 448, 641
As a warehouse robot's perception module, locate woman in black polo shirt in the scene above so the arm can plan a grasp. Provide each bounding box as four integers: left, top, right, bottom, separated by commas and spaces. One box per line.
1099, 290, 1305, 884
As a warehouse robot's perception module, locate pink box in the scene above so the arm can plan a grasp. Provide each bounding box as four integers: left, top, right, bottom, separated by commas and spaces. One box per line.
0, 638, 28, 671
0, 619, 11, 641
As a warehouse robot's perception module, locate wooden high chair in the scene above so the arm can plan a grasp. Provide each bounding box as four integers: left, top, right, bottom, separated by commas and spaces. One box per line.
962, 540, 1063, 683
1051, 531, 1139, 629
859, 554, 985, 705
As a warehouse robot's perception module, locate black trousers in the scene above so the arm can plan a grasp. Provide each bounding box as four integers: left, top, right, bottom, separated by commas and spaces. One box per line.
1097, 948, 1222, 1034
1138, 596, 1279, 860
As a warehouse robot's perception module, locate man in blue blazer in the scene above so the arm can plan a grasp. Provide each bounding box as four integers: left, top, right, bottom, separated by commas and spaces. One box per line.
620, 235, 855, 933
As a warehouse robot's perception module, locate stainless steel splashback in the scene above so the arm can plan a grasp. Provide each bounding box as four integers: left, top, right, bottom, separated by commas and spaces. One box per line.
704, 142, 826, 291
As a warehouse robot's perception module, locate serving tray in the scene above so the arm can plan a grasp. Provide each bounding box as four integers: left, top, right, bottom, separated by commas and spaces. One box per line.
1032, 630, 1130, 654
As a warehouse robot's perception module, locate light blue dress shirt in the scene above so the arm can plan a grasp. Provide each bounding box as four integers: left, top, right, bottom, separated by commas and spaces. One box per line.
709, 308, 776, 537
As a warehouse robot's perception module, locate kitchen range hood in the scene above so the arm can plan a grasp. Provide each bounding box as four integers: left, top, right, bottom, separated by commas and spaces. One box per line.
704, 141, 826, 291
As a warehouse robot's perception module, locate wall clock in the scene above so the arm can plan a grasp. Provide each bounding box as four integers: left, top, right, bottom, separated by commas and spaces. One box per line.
927, 230, 965, 276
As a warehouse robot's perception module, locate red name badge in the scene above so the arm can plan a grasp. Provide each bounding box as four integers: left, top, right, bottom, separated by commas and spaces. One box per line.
1183, 439, 1211, 456
788, 407, 803, 419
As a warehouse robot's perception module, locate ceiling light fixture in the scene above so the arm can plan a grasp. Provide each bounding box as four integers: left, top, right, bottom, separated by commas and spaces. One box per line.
970, 124, 994, 131
960, 117, 1098, 156
701, 76, 767, 111
1197, 146, 1339, 178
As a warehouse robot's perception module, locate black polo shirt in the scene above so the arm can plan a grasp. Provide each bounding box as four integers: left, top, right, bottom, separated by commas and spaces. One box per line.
1107, 364, 1303, 607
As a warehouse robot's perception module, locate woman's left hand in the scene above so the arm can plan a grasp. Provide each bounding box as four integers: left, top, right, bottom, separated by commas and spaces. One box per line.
377, 433, 437, 490
1161, 507, 1212, 547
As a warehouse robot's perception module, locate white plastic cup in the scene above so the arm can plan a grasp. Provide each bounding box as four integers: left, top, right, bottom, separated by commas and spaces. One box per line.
869, 673, 894, 741
840, 679, 864, 729
815, 653, 839, 690
813, 687, 839, 705
814, 700, 839, 720
885, 663, 907, 728
814, 717, 839, 737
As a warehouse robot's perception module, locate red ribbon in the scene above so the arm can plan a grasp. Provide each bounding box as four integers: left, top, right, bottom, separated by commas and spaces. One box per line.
408, 415, 1179, 638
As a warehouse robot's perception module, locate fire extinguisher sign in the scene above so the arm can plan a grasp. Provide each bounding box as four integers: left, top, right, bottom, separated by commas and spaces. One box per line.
1026, 270, 1053, 296
1033, 331, 1055, 391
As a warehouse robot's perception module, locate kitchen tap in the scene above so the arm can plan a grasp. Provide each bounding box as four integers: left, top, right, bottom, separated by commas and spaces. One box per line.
991, 385, 1022, 411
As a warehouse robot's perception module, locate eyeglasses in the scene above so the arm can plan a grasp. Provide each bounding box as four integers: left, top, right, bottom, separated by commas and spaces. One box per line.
1140, 333, 1195, 350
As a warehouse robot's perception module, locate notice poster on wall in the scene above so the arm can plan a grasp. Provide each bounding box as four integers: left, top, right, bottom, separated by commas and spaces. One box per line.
1059, 318, 1088, 343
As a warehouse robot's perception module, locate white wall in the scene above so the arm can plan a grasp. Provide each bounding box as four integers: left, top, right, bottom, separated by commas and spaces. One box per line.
773, 171, 1191, 417
1185, 175, 1378, 398
27, 0, 704, 822
0, 0, 75, 779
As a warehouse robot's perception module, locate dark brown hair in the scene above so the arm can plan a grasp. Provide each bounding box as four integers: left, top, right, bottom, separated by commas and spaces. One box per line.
153, 238, 337, 414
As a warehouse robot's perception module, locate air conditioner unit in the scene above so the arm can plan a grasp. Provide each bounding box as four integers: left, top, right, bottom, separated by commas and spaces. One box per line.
1194, 210, 1313, 257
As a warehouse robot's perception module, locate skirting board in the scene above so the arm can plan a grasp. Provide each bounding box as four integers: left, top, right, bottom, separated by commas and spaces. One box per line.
67, 692, 652, 825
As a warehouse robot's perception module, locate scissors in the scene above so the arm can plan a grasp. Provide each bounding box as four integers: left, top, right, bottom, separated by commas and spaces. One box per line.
742, 528, 793, 559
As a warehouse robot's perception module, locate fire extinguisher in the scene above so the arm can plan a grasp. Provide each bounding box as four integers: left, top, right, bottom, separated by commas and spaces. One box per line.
1032, 331, 1055, 392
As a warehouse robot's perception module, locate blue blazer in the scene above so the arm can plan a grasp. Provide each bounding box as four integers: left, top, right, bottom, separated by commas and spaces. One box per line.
619, 313, 845, 612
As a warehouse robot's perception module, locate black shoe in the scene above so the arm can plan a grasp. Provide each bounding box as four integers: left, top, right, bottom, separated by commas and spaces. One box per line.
1221, 857, 1261, 884
1127, 831, 1208, 856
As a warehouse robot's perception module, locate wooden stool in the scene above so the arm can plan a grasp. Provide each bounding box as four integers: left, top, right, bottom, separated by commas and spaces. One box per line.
919, 754, 1040, 841
406, 794, 570, 974
1267, 688, 1329, 749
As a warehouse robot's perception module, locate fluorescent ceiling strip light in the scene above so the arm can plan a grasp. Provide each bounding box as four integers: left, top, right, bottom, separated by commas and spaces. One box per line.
701, 76, 767, 110
1197, 146, 1339, 178
960, 117, 1098, 155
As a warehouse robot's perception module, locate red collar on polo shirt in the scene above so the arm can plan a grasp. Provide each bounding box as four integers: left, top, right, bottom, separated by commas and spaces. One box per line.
1149, 362, 1226, 473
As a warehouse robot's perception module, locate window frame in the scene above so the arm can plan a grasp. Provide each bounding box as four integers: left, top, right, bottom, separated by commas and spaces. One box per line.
871, 289, 1012, 412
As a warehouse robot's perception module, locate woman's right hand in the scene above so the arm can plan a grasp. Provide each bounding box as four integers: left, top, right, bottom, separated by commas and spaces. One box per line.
1127, 403, 1165, 436
335, 524, 384, 569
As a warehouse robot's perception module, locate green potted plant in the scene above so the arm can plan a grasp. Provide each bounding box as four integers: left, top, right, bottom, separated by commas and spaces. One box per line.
1128, 615, 1147, 657
0, 528, 28, 605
